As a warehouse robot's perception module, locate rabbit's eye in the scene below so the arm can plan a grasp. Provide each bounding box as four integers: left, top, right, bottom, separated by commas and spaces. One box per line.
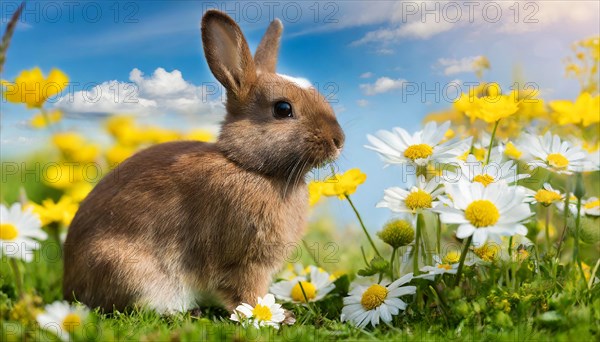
273, 101, 293, 118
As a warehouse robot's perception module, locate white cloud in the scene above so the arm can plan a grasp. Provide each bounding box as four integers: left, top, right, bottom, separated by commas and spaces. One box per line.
360, 77, 406, 96
346, 1, 598, 45
436, 56, 484, 76
499, 2, 599, 33
356, 99, 369, 107
360, 72, 374, 79
55, 68, 224, 120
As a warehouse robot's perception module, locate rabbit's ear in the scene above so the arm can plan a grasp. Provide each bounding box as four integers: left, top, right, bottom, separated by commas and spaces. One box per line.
254, 19, 283, 73
201, 10, 256, 95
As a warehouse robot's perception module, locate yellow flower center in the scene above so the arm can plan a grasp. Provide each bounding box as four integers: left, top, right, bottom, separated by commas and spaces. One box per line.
437, 264, 452, 270
534, 189, 562, 205
465, 200, 500, 228
291, 281, 317, 302
252, 304, 273, 321
404, 144, 433, 161
62, 313, 81, 333
443, 251, 461, 264
547, 153, 569, 169
504, 142, 522, 159
473, 244, 500, 262
473, 174, 495, 187
405, 190, 433, 211
361, 284, 388, 310
584, 200, 600, 210
0, 223, 18, 241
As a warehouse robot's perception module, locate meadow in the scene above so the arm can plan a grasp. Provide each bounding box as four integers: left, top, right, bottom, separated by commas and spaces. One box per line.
1, 6, 599, 341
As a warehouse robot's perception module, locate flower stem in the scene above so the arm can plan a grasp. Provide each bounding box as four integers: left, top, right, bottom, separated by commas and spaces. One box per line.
9, 258, 24, 297
573, 196, 587, 284
390, 247, 397, 279
454, 236, 472, 286
436, 215, 442, 256
556, 185, 571, 260
413, 215, 422, 276
345, 195, 381, 257
485, 120, 500, 165
544, 206, 551, 252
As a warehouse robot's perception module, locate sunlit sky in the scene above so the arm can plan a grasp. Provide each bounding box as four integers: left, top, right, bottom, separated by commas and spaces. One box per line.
1, 1, 599, 229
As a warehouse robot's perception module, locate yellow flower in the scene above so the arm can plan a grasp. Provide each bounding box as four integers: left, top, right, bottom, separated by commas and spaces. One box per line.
454, 92, 479, 121
42, 162, 85, 189
320, 168, 367, 199
534, 189, 562, 206
28, 196, 78, 227
185, 129, 216, 142
459, 146, 486, 162
65, 182, 93, 203
106, 115, 144, 146
308, 181, 324, 206
31, 110, 63, 129
504, 141, 522, 159
549, 92, 600, 127
472, 243, 500, 262
52, 132, 100, 163
485, 82, 502, 97
473, 93, 520, 123
106, 144, 136, 166
143, 127, 180, 144
1, 68, 69, 108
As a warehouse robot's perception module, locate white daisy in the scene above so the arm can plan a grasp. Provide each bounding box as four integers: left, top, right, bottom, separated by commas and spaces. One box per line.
416, 252, 464, 280
434, 181, 533, 246
230, 294, 286, 329
377, 175, 444, 213
528, 183, 564, 206
365, 121, 472, 166
518, 132, 594, 174
1, 203, 46, 262
270, 266, 335, 303
36, 301, 89, 341
581, 197, 600, 216
341, 273, 416, 329
451, 153, 529, 187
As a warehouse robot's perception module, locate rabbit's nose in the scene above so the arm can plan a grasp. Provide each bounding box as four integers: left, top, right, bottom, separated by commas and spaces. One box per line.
333, 137, 343, 150
331, 128, 345, 150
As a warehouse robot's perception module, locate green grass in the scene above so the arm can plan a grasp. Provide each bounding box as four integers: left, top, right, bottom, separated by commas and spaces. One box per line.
1, 236, 599, 341
1, 158, 599, 341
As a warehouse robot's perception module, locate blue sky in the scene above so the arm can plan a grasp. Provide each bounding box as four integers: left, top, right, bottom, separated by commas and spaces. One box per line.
1, 1, 599, 229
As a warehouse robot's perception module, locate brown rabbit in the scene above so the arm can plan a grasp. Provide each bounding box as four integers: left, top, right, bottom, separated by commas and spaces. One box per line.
62, 10, 344, 313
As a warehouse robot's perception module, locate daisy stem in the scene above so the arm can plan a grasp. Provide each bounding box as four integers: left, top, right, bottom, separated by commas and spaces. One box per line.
573, 196, 587, 285
454, 236, 472, 287
390, 247, 398, 279
555, 185, 571, 262
418, 213, 432, 265
9, 258, 24, 297
360, 246, 369, 267
413, 215, 422, 276
436, 215, 442, 257
508, 236, 517, 290
544, 206, 551, 252
485, 120, 500, 165
345, 195, 381, 258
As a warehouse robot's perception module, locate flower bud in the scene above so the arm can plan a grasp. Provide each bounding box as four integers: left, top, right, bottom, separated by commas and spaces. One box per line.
377, 219, 415, 248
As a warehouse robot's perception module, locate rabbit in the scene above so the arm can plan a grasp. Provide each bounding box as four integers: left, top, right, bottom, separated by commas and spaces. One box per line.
62, 10, 345, 314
